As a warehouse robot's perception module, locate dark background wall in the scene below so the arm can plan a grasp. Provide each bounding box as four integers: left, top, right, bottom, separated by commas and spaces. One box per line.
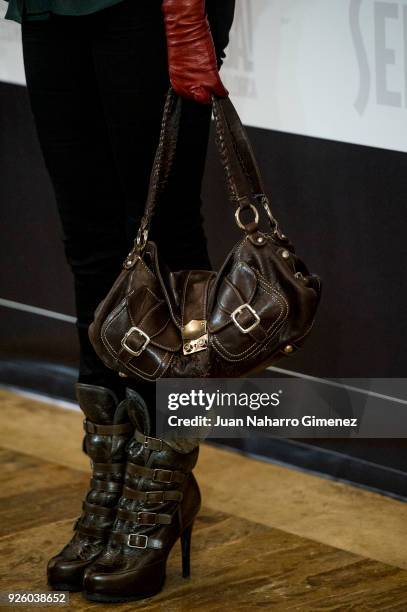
1, 82, 407, 499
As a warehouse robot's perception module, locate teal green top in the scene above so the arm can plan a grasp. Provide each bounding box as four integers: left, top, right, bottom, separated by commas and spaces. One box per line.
4, 0, 124, 23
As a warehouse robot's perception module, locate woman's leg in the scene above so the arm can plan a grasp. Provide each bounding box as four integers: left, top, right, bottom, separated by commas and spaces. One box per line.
22, 13, 128, 397
21, 13, 139, 591
86, 0, 171, 415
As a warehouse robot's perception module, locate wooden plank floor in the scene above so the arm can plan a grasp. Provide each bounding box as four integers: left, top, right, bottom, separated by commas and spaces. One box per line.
1, 389, 407, 611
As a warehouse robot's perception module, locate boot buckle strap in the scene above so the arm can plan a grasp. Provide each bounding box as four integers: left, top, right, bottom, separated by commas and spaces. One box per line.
83, 420, 132, 436
144, 489, 183, 503
125, 463, 185, 484
123, 489, 182, 503
153, 468, 174, 483
145, 490, 165, 503
137, 511, 158, 525
144, 436, 163, 451
92, 462, 124, 474
134, 430, 164, 451
127, 533, 148, 549
90, 478, 122, 493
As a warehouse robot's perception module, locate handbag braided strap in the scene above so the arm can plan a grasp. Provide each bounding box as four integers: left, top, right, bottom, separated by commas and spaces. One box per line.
134, 89, 279, 252
212, 96, 279, 231
134, 88, 182, 251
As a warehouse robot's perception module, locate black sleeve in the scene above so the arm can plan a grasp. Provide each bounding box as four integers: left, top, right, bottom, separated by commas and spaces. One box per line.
206, 0, 236, 67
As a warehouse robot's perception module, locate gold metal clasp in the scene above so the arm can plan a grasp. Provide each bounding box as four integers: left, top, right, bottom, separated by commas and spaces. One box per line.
181, 319, 208, 355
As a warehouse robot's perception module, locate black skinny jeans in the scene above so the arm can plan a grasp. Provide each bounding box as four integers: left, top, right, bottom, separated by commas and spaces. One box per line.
21, 0, 235, 405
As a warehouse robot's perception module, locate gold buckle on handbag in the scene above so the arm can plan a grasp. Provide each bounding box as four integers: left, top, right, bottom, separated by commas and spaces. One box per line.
231, 304, 260, 334
121, 326, 150, 357
181, 319, 208, 355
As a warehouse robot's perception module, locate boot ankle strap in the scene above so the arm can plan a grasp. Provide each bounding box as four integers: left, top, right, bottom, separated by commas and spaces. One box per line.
110, 531, 163, 550
82, 501, 117, 518
134, 430, 167, 451
116, 507, 173, 525
92, 462, 124, 474
126, 462, 186, 484
122, 486, 183, 503
90, 478, 123, 493
84, 420, 133, 435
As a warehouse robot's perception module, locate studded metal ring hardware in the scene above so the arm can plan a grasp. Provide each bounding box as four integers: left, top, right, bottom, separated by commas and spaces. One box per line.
235, 204, 259, 231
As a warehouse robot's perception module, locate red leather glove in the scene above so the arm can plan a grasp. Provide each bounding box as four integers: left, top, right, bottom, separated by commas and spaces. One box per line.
161, 0, 228, 104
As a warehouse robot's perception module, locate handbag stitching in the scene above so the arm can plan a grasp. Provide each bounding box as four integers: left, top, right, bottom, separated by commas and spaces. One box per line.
215, 271, 257, 319
133, 257, 156, 281
130, 296, 162, 330
100, 288, 136, 355
100, 292, 176, 377
101, 294, 176, 368
127, 286, 149, 328
125, 297, 181, 351
136, 254, 182, 329
131, 301, 176, 347
208, 236, 248, 315
211, 262, 274, 333
124, 350, 173, 381
211, 283, 288, 361
127, 286, 181, 349
101, 302, 128, 359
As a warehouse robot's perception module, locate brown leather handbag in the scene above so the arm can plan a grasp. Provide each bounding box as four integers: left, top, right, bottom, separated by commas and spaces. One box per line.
89, 90, 321, 381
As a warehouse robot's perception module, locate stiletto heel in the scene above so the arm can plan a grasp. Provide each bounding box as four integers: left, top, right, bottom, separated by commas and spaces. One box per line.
181, 523, 193, 578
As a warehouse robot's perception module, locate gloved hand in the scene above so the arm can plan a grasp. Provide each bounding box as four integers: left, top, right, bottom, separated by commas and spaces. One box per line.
161, 0, 228, 104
